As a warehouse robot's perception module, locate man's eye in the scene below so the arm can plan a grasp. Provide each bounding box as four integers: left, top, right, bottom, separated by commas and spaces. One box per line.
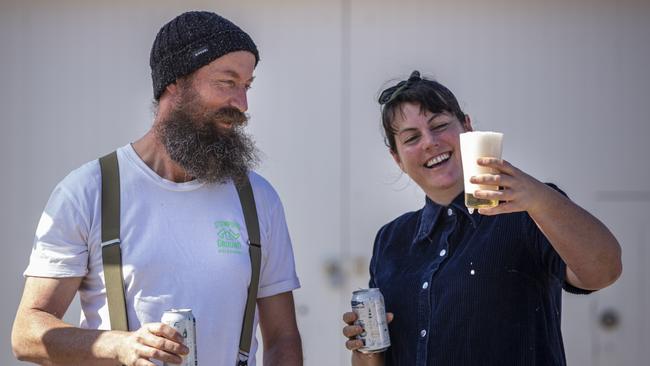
219, 80, 236, 87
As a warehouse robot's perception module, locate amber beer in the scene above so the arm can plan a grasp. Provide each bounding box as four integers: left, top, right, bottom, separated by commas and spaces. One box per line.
459, 131, 504, 209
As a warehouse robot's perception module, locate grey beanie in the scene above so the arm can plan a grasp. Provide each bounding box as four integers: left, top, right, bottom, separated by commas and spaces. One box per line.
150, 11, 260, 100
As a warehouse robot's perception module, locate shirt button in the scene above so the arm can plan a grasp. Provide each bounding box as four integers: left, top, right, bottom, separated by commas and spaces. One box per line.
420, 330, 427, 337
422, 282, 429, 289
439, 249, 447, 257
447, 208, 453, 216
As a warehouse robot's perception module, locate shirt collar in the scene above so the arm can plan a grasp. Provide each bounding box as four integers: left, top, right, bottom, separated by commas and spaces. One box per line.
414, 193, 480, 243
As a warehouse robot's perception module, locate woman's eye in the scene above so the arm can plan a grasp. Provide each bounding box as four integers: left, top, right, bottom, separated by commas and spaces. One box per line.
432, 123, 448, 131
404, 135, 419, 144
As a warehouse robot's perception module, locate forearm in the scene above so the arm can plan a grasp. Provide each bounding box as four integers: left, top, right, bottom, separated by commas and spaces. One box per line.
263, 334, 303, 366
352, 351, 385, 366
12, 308, 122, 365
529, 184, 622, 289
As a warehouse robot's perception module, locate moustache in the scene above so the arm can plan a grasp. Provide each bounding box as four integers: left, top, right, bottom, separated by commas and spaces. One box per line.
206, 107, 248, 129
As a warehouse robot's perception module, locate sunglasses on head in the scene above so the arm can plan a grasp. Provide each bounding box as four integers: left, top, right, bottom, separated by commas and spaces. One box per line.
378, 70, 422, 105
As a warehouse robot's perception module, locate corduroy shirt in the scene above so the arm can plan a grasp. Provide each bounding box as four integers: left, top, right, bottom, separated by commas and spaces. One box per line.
369, 187, 591, 366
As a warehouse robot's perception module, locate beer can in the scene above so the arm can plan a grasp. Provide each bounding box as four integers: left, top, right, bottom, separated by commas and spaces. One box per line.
351, 288, 391, 353
161, 309, 198, 366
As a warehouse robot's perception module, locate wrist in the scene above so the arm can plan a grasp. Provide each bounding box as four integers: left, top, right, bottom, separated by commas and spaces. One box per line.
92, 330, 127, 361
526, 181, 559, 216
352, 350, 383, 360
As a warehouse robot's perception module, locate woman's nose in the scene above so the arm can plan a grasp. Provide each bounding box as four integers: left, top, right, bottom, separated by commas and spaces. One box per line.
421, 130, 438, 150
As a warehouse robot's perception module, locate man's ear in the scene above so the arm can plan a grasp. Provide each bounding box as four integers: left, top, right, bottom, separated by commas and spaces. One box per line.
156, 82, 180, 105
154, 82, 181, 120
165, 82, 179, 98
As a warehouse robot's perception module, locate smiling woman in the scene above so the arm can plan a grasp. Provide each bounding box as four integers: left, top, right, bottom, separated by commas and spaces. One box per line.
341, 70, 622, 366
389, 105, 470, 204
378, 71, 473, 205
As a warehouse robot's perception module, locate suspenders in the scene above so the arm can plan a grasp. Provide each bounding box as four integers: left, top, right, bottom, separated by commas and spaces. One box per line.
234, 176, 262, 366
99, 151, 129, 331
99, 151, 261, 365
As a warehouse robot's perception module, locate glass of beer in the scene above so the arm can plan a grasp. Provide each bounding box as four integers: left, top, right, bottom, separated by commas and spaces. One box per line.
459, 131, 503, 209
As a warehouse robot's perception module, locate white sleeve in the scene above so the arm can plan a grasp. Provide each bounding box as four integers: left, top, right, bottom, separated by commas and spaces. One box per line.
257, 197, 300, 298
24, 183, 90, 278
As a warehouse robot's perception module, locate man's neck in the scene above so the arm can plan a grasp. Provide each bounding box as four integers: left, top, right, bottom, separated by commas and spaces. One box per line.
131, 130, 195, 183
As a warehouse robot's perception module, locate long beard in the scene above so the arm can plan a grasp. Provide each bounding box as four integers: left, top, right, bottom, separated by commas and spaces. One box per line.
156, 106, 260, 184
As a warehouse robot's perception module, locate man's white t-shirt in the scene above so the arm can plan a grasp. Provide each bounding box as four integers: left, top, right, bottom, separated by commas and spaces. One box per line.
24, 144, 300, 365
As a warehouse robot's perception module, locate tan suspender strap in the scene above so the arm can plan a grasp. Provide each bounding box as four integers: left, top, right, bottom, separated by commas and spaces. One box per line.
99, 151, 129, 331
235, 176, 262, 366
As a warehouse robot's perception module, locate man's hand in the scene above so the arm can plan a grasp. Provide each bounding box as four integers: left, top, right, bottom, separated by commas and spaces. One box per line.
113, 323, 188, 366
12, 277, 187, 365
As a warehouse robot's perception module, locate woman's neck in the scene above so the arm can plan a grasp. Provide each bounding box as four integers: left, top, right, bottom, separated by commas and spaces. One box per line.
424, 183, 464, 206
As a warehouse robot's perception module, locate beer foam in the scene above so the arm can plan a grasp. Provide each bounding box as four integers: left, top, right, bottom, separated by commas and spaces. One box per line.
459, 131, 504, 193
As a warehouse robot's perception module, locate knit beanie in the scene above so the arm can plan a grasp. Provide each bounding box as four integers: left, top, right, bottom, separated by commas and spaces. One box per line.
150, 11, 260, 100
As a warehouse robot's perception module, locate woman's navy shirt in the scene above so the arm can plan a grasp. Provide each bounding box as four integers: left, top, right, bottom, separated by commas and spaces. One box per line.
369, 188, 591, 366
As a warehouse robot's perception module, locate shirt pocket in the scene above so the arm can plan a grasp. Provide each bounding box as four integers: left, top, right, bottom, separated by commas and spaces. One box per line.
134, 294, 173, 325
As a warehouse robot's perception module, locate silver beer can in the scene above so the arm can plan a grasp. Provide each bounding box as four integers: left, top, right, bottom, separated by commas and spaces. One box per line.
351, 288, 391, 353
161, 309, 198, 366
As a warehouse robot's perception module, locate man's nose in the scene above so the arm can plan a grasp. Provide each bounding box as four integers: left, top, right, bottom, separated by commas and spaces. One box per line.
229, 87, 248, 112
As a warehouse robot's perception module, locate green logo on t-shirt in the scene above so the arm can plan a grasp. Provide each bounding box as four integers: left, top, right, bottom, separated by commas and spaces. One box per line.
215, 221, 243, 254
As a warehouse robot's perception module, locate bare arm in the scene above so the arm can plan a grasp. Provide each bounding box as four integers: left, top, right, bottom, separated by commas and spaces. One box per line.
352, 351, 385, 366
257, 291, 303, 366
11, 276, 187, 365
473, 158, 622, 290
527, 184, 621, 290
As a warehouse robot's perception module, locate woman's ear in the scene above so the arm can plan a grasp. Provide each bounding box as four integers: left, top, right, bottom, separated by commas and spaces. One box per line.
462, 114, 474, 132
391, 149, 405, 172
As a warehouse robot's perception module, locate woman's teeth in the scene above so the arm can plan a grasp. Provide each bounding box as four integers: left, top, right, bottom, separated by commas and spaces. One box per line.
425, 152, 451, 168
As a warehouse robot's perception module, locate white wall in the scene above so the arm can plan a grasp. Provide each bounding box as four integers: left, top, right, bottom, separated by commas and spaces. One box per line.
1, 1, 648, 365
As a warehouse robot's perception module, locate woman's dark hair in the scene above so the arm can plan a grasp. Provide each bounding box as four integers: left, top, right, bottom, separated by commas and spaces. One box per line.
379, 71, 466, 153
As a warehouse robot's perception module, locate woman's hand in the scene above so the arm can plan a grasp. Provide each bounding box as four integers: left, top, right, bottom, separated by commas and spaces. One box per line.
342, 311, 393, 366
470, 157, 551, 215
470, 157, 622, 290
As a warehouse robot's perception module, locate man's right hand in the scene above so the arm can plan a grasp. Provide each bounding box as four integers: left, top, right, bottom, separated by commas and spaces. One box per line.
12, 277, 189, 366
113, 323, 189, 366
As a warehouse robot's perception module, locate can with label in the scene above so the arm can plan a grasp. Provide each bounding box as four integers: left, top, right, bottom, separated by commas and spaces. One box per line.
351, 288, 391, 353
161, 309, 198, 366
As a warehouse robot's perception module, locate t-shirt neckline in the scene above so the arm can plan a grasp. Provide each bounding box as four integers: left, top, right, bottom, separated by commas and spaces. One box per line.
121, 143, 206, 192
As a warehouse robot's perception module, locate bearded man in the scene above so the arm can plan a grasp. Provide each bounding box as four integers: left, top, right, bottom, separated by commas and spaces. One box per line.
11, 11, 302, 366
